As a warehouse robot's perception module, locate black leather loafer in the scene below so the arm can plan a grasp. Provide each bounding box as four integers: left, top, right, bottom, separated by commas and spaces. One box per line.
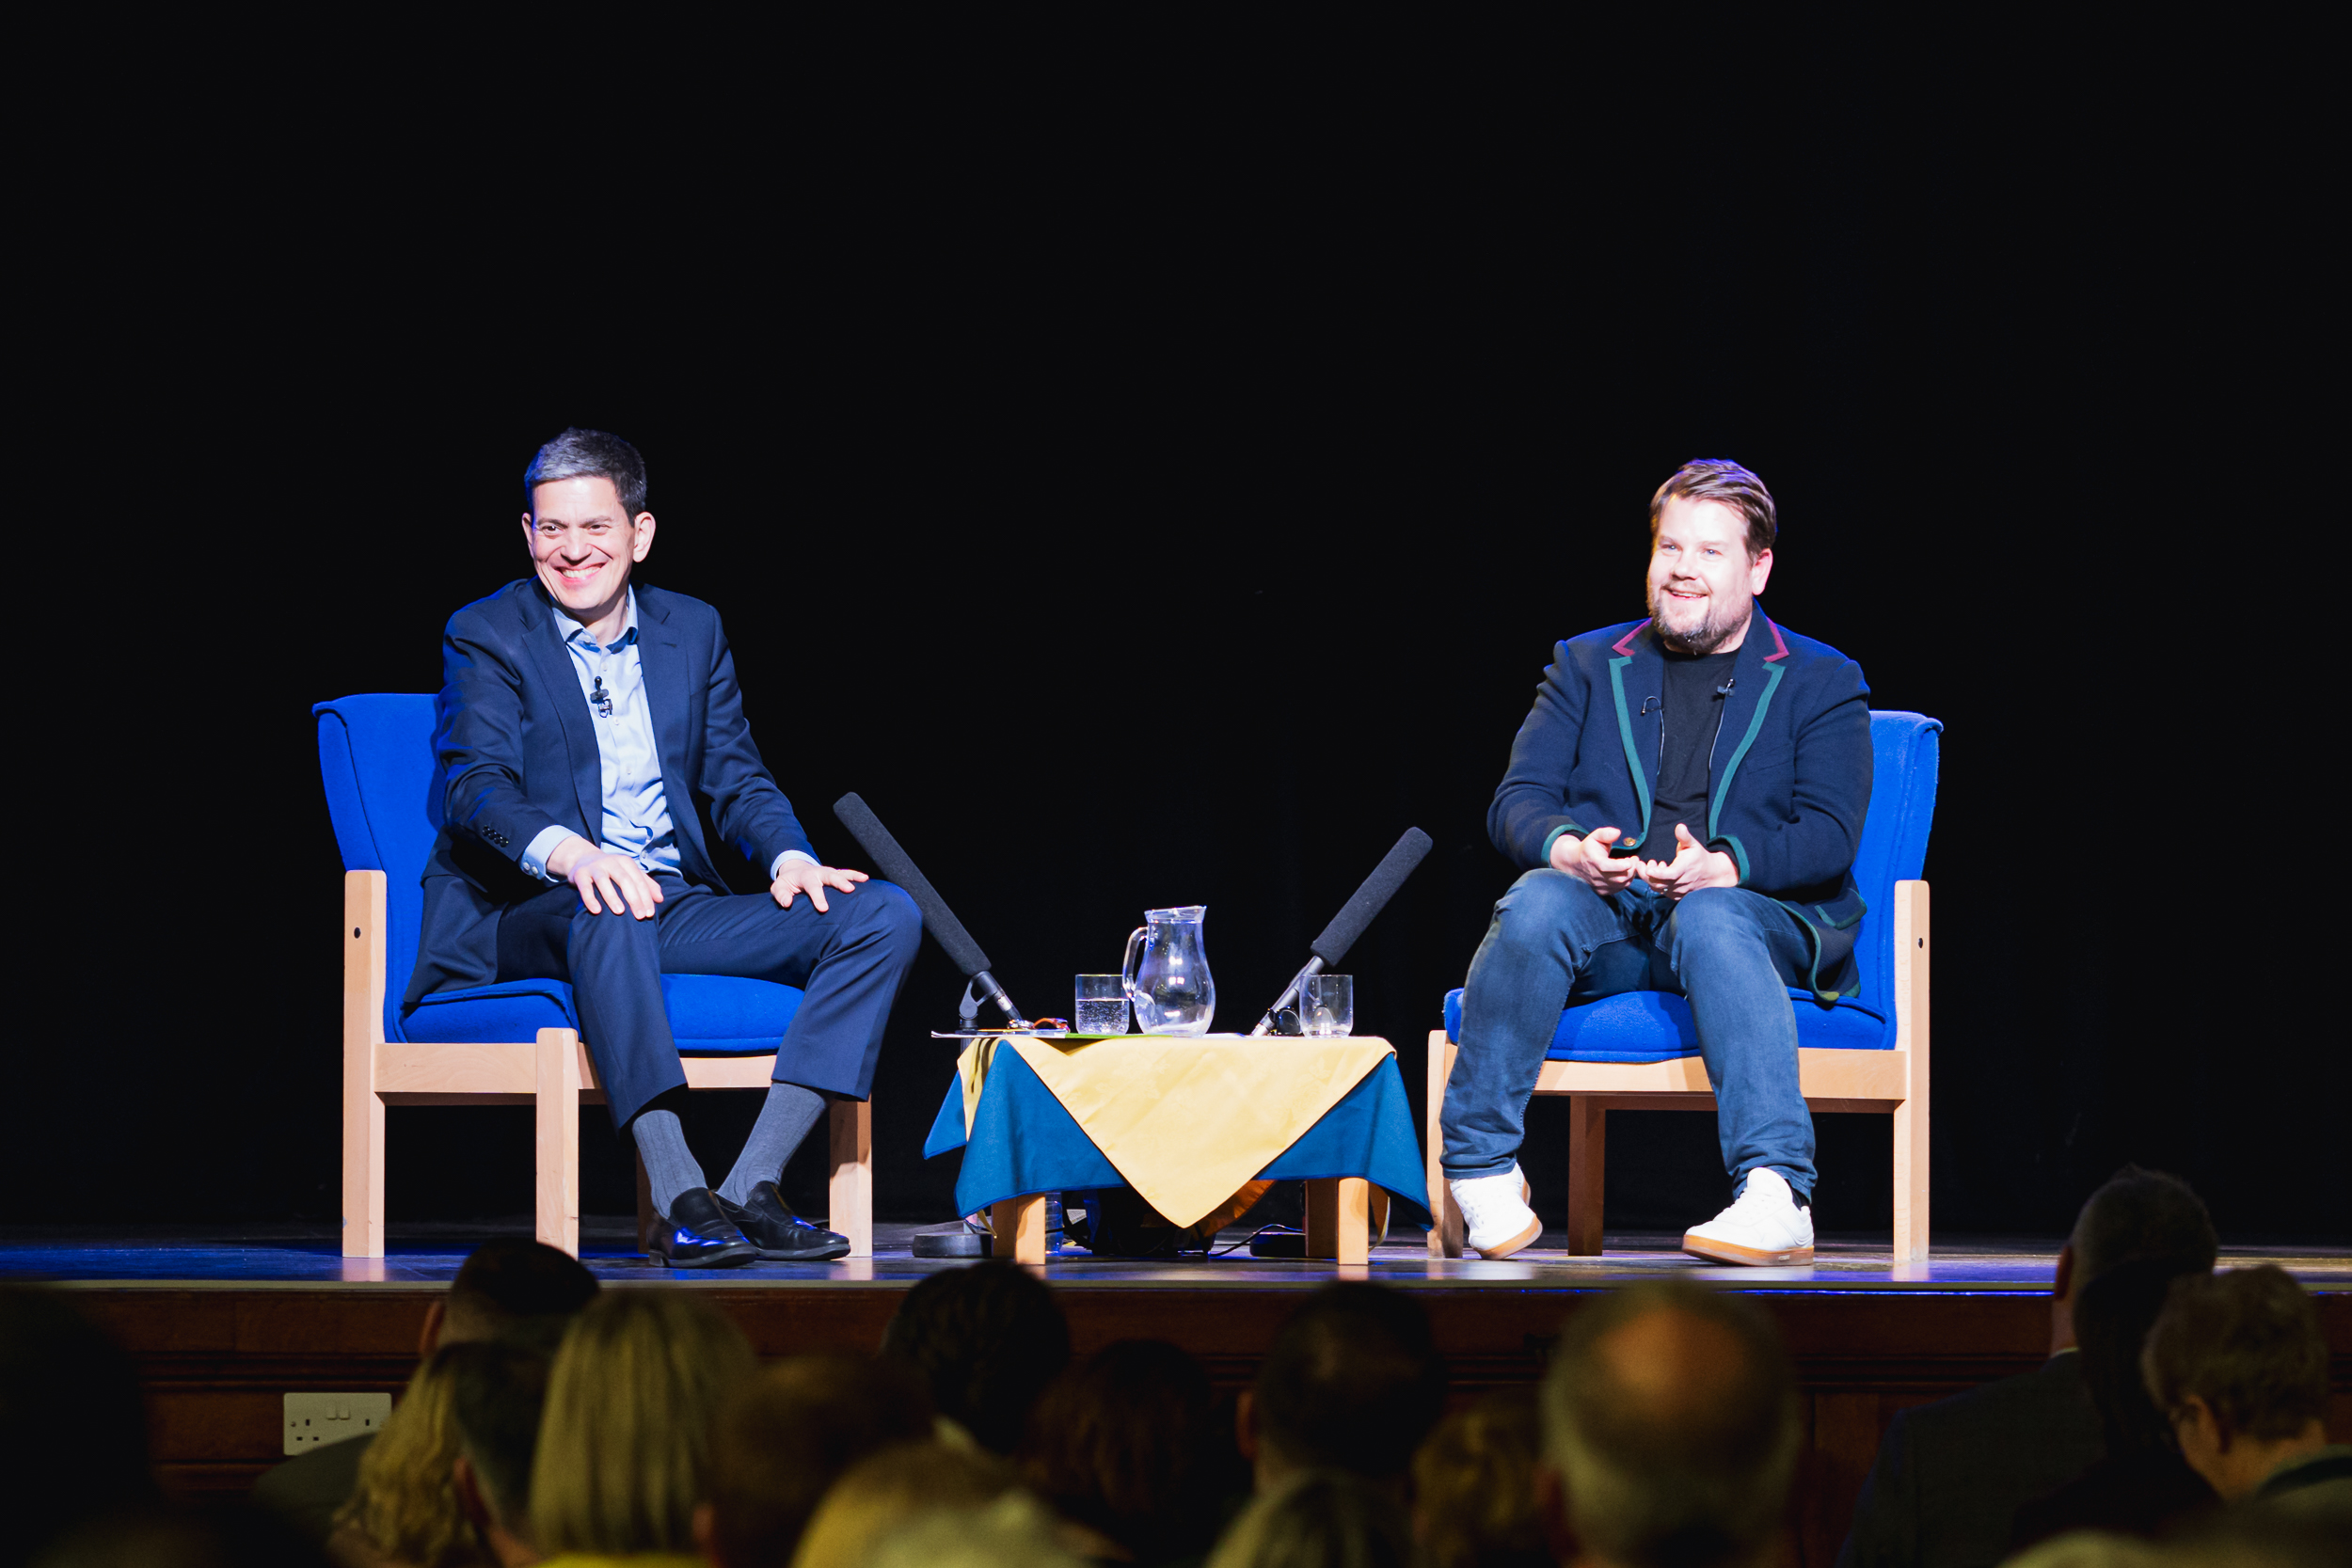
646, 1188, 758, 1268
717, 1181, 853, 1262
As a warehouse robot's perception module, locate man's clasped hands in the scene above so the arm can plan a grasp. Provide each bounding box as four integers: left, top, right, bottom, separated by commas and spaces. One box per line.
1549, 822, 1740, 901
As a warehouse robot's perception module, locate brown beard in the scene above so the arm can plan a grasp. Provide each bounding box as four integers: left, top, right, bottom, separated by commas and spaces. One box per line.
1646, 583, 1749, 656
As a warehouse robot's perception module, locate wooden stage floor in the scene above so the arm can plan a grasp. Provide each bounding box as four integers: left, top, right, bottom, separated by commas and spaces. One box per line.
11, 1221, 2350, 1287
8, 1224, 2347, 1568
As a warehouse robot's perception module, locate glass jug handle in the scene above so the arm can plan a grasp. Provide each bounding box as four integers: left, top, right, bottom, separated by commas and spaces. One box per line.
1121, 926, 1149, 1005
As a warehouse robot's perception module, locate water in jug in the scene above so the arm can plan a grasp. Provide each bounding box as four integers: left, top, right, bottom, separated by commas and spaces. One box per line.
1122, 906, 1216, 1035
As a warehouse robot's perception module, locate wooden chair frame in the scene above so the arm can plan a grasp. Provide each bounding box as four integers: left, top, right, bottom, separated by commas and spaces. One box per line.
1425, 879, 1931, 1261
341, 869, 873, 1259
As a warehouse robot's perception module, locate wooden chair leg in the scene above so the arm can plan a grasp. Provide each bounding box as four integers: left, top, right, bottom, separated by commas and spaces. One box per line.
342, 871, 387, 1259
1893, 1100, 1929, 1263
533, 1029, 581, 1258
1893, 879, 1931, 1262
1427, 1032, 1465, 1258
1566, 1096, 1606, 1256
828, 1096, 873, 1259
1306, 1177, 1371, 1265
993, 1195, 1046, 1265
342, 1055, 385, 1260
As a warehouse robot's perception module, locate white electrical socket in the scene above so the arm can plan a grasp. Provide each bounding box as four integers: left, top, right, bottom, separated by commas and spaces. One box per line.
283, 1392, 393, 1455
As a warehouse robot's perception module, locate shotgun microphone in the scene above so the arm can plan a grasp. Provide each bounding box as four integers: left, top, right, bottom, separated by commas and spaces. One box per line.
831, 793, 1025, 1027
1250, 827, 1435, 1036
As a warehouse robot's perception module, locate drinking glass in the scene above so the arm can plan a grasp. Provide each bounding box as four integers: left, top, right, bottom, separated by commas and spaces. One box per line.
1300, 974, 1354, 1037
1074, 974, 1129, 1036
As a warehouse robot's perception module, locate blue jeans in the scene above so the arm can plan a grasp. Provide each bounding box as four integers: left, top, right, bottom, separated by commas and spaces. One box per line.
1440, 869, 1819, 1205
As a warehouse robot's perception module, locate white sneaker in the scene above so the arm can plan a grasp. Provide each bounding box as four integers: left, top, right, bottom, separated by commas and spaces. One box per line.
1448, 1164, 1542, 1259
1681, 1167, 1815, 1266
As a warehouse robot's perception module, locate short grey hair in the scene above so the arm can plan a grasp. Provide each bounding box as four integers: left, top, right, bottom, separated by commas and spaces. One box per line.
2071, 1165, 2216, 1285
2141, 1266, 2329, 1443
1540, 1281, 1800, 1568
524, 428, 648, 518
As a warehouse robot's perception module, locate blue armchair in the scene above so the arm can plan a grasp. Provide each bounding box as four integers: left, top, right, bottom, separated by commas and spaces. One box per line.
315, 693, 872, 1259
1426, 710, 1940, 1260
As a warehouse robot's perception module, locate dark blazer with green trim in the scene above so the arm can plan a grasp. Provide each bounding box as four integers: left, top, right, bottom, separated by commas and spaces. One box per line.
1487, 603, 1873, 998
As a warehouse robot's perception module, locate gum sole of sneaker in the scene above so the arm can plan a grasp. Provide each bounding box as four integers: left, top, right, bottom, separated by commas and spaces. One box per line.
1679, 1232, 1815, 1266
1475, 1213, 1544, 1260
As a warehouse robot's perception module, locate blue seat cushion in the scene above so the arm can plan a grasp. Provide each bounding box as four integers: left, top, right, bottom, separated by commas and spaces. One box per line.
1441, 986, 1888, 1062
402, 974, 803, 1054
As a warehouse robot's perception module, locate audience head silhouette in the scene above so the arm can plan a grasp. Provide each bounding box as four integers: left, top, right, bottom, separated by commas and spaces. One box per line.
862, 1491, 1088, 1568
2075, 1258, 2211, 1456
2071, 1166, 2218, 1284
1247, 1282, 1448, 1488
529, 1289, 755, 1557
699, 1352, 935, 1567
332, 1341, 477, 1568
437, 1237, 601, 1354
2142, 1265, 2340, 1507
444, 1339, 550, 1567
1539, 1279, 1800, 1568
1022, 1337, 1241, 1564
881, 1260, 1072, 1454
1206, 1468, 1416, 1568
2008, 1197, 2226, 1549
1413, 1386, 1550, 1568
0, 1286, 158, 1564
792, 1440, 1024, 1568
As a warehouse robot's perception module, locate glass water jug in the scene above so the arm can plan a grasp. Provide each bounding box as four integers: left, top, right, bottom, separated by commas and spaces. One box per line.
1122, 905, 1216, 1035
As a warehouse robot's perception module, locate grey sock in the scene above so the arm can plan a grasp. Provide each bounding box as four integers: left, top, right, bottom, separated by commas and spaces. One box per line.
718, 1084, 828, 1206
631, 1108, 707, 1217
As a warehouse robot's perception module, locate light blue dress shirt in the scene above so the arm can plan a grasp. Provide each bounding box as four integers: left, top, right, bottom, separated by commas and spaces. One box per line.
520, 587, 813, 885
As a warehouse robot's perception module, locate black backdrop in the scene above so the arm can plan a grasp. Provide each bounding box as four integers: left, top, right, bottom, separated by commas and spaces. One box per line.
16, 38, 2344, 1244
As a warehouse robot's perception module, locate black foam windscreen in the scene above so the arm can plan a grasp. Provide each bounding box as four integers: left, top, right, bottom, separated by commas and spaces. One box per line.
831, 794, 994, 978
1308, 828, 1434, 966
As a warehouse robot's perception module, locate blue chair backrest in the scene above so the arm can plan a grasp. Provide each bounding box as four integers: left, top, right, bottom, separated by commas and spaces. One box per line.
315, 694, 442, 1044
1846, 711, 1942, 1021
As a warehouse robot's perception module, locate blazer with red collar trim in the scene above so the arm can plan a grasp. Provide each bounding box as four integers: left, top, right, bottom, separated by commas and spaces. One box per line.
1487, 603, 1873, 999
402, 577, 816, 1009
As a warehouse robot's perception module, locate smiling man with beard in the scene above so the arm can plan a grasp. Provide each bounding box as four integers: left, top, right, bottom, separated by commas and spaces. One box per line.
1442, 460, 1873, 1264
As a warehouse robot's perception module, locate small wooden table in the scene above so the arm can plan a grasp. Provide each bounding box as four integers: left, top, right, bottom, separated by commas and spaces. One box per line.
932, 1030, 1422, 1267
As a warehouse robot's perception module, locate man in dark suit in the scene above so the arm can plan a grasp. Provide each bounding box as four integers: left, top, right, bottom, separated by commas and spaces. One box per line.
1837, 1165, 2219, 1568
405, 428, 922, 1266
1445, 459, 1872, 1263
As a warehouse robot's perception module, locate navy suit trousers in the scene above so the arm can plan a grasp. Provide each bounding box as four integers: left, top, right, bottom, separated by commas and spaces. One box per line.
495, 872, 923, 1128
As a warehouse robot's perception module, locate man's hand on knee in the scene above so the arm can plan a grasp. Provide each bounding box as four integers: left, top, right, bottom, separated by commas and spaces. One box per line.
771, 859, 867, 913
549, 839, 664, 921
1638, 823, 1740, 901
1551, 826, 1638, 895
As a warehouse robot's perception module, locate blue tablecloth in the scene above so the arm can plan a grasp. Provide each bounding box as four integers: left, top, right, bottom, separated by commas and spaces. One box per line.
924, 1046, 1431, 1225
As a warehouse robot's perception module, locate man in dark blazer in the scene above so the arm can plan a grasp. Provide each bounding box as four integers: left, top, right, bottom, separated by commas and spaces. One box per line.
1444, 459, 1872, 1263
405, 428, 921, 1266
1839, 1166, 2218, 1568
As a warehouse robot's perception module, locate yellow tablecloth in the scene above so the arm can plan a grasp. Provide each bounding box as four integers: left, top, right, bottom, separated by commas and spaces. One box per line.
955, 1035, 1394, 1230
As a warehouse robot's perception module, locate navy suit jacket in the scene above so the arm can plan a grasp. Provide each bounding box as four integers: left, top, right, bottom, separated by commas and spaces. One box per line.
1487, 604, 1872, 998
402, 578, 815, 1010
